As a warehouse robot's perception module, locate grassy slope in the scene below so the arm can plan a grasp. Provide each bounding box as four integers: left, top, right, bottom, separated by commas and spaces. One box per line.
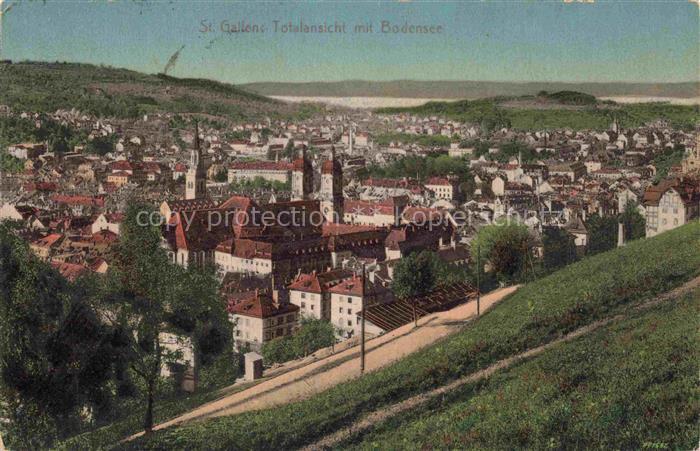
375, 96, 699, 131
0, 62, 318, 121
116, 222, 700, 451
345, 289, 699, 450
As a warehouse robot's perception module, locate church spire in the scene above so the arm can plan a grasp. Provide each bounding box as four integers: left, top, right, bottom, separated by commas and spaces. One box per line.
185, 121, 208, 200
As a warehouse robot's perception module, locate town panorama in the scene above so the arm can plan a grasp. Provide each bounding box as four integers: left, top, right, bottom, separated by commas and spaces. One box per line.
0, 1, 698, 449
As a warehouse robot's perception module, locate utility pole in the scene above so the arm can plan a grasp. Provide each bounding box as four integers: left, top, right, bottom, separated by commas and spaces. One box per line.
360, 263, 366, 374
476, 239, 481, 316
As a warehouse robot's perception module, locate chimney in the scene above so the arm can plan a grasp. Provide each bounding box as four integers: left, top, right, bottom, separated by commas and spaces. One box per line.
617, 222, 625, 247
271, 275, 280, 307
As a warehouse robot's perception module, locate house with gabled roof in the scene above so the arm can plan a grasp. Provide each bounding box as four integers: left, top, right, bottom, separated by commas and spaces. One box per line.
288, 269, 354, 320
227, 289, 300, 352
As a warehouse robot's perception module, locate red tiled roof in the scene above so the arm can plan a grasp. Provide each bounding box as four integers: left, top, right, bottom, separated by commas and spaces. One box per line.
166, 198, 218, 213
33, 233, 63, 248
50, 260, 88, 281
402, 207, 444, 223
293, 158, 307, 171
321, 159, 342, 174
227, 291, 299, 318
229, 161, 293, 171
344, 200, 396, 217
110, 161, 133, 171
328, 274, 390, 298
424, 177, 452, 186
218, 195, 254, 211
288, 269, 353, 294
91, 229, 118, 244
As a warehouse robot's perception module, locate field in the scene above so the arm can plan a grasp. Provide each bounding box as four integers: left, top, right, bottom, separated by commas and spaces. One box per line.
116, 222, 700, 451
376, 95, 699, 131
0, 62, 319, 121
342, 288, 699, 450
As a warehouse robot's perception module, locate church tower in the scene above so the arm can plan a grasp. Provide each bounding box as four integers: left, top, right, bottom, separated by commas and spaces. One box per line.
320, 146, 343, 223
185, 123, 208, 200
291, 145, 313, 201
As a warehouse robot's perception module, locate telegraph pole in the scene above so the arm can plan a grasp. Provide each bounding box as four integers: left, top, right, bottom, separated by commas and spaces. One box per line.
476, 239, 481, 316
360, 263, 367, 374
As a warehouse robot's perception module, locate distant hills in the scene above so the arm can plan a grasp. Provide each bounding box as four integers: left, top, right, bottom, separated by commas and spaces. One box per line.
241, 80, 699, 99
0, 62, 318, 121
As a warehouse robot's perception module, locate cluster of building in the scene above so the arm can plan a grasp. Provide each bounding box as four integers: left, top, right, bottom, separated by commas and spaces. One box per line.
2, 103, 699, 357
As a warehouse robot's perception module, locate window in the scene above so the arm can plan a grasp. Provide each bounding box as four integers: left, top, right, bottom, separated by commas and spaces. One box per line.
310, 305, 315, 310
339, 307, 343, 313
348, 309, 352, 315
301, 302, 306, 309
301, 292, 306, 299
347, 320, 352, 326
347, 297, 352, 303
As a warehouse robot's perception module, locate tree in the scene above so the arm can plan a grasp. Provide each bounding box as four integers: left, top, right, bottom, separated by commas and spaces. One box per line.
393, 251, 440, 326
471, 221, 533, 282
283, 139, 296, 160
619, 202, 645, 242
586, 214, 617, 255
101, 203, 181, 434
260, 337, 296, 365
0, 153, 24, 174
0, 223, 119, 448
392, 251, 438, 300
542, 227, 577, 270
214, 169, 228, 183
167, 264, 231, 380
293, 317, 336, 357
260, 318, 336, 365
85, 135, 115, 156
49, 135, 69, 156
99, 203, 231, 434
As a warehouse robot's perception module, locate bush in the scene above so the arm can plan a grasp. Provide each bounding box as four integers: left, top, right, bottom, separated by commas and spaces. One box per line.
261, 318, 336, 365
471, 220, 534, 282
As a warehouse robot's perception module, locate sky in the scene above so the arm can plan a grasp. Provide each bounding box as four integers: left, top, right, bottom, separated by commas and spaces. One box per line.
1, 1, 698, 84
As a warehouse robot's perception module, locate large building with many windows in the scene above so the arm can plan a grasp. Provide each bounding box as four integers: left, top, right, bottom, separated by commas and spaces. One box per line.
227, 289, 300, 352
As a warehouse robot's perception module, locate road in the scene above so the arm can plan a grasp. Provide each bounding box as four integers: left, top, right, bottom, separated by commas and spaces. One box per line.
126, 285, 520, 441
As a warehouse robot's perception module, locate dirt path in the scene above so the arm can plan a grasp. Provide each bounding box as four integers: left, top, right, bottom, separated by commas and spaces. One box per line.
125, 285, 521, 441
302, 276, 700, 450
